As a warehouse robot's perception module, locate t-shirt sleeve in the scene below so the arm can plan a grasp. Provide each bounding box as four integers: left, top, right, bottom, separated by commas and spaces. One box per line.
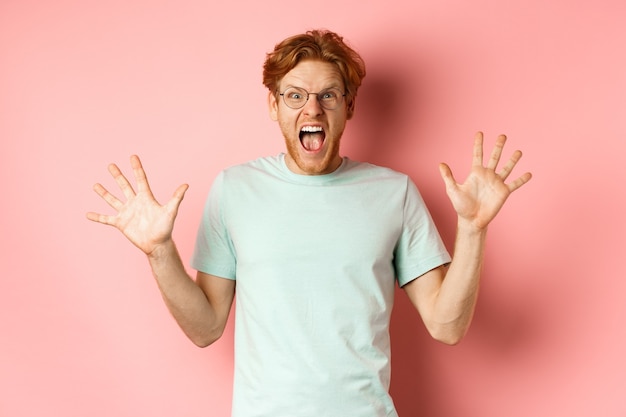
394, 178, 451, 286
190, 172, 237, 280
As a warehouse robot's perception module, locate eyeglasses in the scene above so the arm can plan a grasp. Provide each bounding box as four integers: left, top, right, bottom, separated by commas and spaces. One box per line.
279, 86, 346, 110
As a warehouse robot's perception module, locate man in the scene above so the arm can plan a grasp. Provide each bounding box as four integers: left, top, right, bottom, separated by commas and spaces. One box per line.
87, 30, 531, 417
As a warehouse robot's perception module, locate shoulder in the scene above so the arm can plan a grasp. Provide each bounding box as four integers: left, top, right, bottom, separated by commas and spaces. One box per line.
342, 158, 411, 184
216, 155, 284, 183
223, 155, 280, 174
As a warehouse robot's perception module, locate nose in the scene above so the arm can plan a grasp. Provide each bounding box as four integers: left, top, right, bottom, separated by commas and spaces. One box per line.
302, 93, 324, 116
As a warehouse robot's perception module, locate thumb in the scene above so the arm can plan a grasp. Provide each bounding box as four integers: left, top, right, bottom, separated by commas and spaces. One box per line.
167, 183, 189, 213
438, 163, 456, 190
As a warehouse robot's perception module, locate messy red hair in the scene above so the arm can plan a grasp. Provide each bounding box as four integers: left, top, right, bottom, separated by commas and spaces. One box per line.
262, 29, 366, 118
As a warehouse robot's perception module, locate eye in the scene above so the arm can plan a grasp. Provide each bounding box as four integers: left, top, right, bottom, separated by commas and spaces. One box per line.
284, 87, 307, 101
320, 90, 338, 100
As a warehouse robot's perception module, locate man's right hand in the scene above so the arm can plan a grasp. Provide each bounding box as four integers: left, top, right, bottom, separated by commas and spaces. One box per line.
86, 155, 189, 256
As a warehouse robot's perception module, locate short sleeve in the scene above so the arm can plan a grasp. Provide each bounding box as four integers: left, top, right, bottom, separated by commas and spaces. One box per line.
393, 178, 451, 286
190, 172, 237, 279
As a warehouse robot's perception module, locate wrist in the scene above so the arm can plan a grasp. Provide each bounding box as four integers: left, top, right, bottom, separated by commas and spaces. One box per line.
147, 239, 176, 261
456, 217, 488, 237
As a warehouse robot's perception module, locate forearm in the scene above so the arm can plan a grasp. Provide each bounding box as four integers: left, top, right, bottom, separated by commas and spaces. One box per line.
430, 219, 487, 343
147, 240, 223, 347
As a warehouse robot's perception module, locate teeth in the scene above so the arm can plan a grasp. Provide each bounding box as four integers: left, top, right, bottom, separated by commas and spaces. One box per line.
300, 126, 323, 133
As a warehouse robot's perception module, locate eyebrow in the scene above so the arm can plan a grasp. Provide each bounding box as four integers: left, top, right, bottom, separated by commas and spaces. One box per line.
283, 84, 343, 91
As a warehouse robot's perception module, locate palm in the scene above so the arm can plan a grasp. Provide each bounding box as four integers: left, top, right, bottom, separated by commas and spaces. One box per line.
440, 133, 532, 230
87, 155, 189, 255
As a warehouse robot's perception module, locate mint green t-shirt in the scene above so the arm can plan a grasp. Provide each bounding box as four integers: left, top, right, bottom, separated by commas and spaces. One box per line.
191, 154, 450, 417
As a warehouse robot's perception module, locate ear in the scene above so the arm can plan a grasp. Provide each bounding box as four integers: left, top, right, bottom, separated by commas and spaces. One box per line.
268, 92, 279, 121
346, 96, 356, 120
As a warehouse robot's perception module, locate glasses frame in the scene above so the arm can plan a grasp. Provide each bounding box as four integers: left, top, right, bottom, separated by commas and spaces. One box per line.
279, 86, 347, 110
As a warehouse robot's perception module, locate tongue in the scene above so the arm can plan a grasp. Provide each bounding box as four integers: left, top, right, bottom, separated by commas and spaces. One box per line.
301, 133, 324, 151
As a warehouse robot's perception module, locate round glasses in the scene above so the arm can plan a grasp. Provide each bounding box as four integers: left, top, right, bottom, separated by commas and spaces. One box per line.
279, 87, 346, 110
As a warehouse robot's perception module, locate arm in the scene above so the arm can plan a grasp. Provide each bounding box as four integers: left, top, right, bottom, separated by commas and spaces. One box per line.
147, 241, 235, 347
404, 132, 532, 345
86, 155, 234, 347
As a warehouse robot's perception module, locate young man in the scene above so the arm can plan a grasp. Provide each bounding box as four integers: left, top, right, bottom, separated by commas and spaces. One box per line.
87, 30, 531, 417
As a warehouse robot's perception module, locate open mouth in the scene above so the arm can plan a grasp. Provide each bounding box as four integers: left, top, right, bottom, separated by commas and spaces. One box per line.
299, 126, 326, 152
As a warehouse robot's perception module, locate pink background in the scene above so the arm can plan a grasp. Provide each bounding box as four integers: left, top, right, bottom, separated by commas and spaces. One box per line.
1, 0, 625, 416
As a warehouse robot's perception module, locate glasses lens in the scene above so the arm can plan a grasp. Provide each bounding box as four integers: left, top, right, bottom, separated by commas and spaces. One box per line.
318, 89, 342, 110
282, 87, 308, 109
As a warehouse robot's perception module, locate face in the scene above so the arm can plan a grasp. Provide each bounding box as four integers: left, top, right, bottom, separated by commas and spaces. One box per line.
268, 60, 349, 175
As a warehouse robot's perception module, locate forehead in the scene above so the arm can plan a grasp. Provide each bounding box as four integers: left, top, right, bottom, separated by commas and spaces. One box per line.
279, 59, 344, 90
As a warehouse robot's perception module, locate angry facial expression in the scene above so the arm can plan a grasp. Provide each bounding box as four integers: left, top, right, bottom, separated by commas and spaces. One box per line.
268, 60, 349, 175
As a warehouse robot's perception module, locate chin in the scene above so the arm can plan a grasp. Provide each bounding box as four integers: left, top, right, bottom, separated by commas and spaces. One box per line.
284, 133, 342, 175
